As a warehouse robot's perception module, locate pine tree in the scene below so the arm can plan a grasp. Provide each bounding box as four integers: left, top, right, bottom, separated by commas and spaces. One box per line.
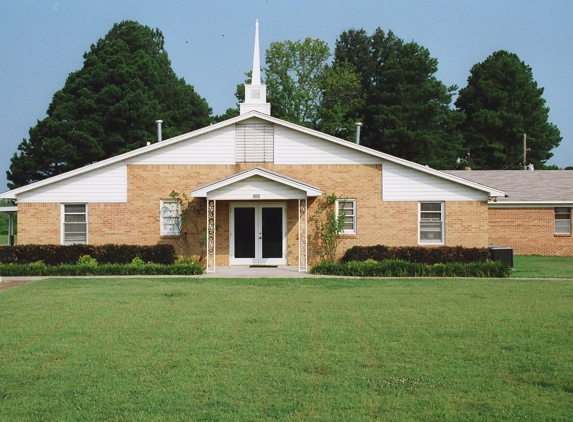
455, 50, 561, 170
7, 21, 211, 189
332, 28, 464, 169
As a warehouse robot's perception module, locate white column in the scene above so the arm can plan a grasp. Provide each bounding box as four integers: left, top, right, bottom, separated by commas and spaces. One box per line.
206, 199, 216, 273
298, 198, 308, 272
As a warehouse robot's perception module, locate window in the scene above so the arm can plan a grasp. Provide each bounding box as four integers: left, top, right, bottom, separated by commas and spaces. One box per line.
62, 204, 87, 244
160, 200, 181, 235
419, 202, 444, 244
555, 207, 571, 234
336, 199, 356, 234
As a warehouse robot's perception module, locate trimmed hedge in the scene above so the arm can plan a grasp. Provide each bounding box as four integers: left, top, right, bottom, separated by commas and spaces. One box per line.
0, 244, 176, 265
342, 245, 490, 265
310, 260, 511, 278
0, 262, 203, 277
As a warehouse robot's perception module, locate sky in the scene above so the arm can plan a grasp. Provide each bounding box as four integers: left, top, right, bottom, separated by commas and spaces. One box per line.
1, 0, 572, 193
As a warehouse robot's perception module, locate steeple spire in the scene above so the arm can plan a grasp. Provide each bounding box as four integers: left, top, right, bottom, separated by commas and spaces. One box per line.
252, 19, 261, 85
240, 19, 271, 115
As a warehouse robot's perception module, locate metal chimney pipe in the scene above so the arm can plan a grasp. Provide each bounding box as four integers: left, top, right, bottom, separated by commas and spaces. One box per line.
355, 122, 363, 145
155, 120, 163, 142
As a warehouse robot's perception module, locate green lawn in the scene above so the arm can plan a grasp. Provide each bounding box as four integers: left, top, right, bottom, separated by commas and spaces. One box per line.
0, 234, 16, 245
512, 255, 573, 278
1, 277, 572, 420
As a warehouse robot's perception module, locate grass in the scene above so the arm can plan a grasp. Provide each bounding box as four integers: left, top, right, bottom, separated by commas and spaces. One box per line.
0, 234, 16, 246
1, 277, 572, 420
512, 255, 573, 278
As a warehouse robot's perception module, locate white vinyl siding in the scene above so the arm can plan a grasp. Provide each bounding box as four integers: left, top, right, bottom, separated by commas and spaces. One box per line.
19, 163, 127, 203
235, 124, 274, 163
419, 202, 444, 244
336, 199, 357, 234
62, 204, 87, 244
160, 200, 181, 235
383, 161, 487, 201
274, 126, 382, 165
128, 126, 235, 165
208, 175, 307, 200
555, 207, 571, 234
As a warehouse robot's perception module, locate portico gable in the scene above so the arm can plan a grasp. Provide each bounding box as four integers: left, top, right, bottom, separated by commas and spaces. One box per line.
191, 166, 322, 273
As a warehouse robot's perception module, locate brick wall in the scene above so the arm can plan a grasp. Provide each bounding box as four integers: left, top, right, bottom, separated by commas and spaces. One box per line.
446, 201, 489, 247
17, 163, 491, 263
17, 202, 60, 244
489, 207, 573, 256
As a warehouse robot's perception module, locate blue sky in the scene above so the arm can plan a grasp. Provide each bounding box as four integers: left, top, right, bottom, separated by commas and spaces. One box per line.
1, 0, 572, 192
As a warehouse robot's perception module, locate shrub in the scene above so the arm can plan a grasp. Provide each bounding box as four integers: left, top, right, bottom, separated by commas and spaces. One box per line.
342, 245, 490, 264
77, 254, 98, 267
310, 260, 510, 278
0, 260, 203, 277
0, 244, 176, 265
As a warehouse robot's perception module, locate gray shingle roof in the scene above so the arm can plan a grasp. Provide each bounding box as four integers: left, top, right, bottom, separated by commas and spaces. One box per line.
443, 170, 573, 202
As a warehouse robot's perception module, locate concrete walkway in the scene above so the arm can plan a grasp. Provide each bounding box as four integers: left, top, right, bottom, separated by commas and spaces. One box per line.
0, 267, 331, 286
201, 266, 325, 278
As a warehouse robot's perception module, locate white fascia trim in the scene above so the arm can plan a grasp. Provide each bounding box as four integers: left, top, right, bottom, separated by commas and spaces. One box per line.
0, 206, 18, 212
0, 116, 254, 199
192, 167, 322, 198
241, 113, 507, 197
489, 201, 573, 208
0, 110, 505, 199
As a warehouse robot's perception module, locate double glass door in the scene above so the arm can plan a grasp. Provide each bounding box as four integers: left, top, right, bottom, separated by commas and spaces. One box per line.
230, 203, 286, 265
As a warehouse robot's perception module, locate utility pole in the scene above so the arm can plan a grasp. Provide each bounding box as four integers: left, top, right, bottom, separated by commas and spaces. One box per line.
523, 133, 527, 170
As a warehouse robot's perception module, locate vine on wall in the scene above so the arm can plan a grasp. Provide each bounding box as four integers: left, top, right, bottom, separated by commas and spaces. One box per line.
310, 193, 348, 262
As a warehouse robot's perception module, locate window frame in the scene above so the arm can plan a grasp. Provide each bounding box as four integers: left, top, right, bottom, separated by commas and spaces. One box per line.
555, 207, 571, 235
160, 200, 182, 236
336, 199, 357, 235
61, 203, 88, 245
419, 202, 444, 244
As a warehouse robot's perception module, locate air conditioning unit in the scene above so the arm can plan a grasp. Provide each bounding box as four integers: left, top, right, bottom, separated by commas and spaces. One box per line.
489, 245, 514, 268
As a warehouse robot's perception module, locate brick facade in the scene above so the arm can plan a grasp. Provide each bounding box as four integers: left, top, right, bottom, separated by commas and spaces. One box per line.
17, 163, 491, 264
489, 208, 573, 256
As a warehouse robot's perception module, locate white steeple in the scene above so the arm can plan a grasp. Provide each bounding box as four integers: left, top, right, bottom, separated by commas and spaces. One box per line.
251, 19, 261, 85
240, 19, 271, 115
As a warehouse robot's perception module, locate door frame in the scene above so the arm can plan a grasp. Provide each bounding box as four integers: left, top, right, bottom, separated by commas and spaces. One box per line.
229, 202, 287, 265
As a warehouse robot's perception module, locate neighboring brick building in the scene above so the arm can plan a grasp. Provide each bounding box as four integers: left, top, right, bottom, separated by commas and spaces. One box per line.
446, 171, 573, 257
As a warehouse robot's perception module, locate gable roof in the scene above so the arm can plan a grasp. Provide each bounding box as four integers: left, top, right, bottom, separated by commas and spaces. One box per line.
191, 166, 322, 198
0, 111, 505, 199
444, 170, 573, 204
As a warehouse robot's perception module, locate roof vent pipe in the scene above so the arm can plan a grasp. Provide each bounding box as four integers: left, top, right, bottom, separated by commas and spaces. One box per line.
355, 122, 363, 145
155, 120, 163, 142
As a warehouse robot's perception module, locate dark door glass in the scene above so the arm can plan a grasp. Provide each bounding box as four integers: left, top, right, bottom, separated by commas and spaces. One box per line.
235, 207, 255, 258
262, 207, 283, 258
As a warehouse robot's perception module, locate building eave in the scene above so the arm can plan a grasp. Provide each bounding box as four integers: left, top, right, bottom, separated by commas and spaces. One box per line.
0, 110, 505, 199
191, 166, 322, 198
489, 201, 573, 208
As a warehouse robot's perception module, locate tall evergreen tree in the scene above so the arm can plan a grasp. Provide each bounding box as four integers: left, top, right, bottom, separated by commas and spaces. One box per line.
332, 28, 464, 169
455, 50, 561, 170
7, 20, 211, 189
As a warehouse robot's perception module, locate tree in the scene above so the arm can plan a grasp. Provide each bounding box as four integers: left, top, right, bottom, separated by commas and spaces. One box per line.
332, 28, 465, 169
264, 38, 330, 126
235, 38, 364, 139
455, 50, 561, 170
316, 60, 364, 139
7, 20, 211, 189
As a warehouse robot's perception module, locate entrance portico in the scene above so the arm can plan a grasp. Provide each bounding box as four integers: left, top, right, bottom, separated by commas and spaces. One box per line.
191, 167, 321, 273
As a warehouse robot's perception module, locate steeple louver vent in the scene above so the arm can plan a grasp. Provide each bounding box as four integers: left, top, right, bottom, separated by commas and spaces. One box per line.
235, 124, 274, 163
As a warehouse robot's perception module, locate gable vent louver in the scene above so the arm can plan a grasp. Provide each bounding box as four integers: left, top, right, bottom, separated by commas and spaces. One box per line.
235, 123, 274, 163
